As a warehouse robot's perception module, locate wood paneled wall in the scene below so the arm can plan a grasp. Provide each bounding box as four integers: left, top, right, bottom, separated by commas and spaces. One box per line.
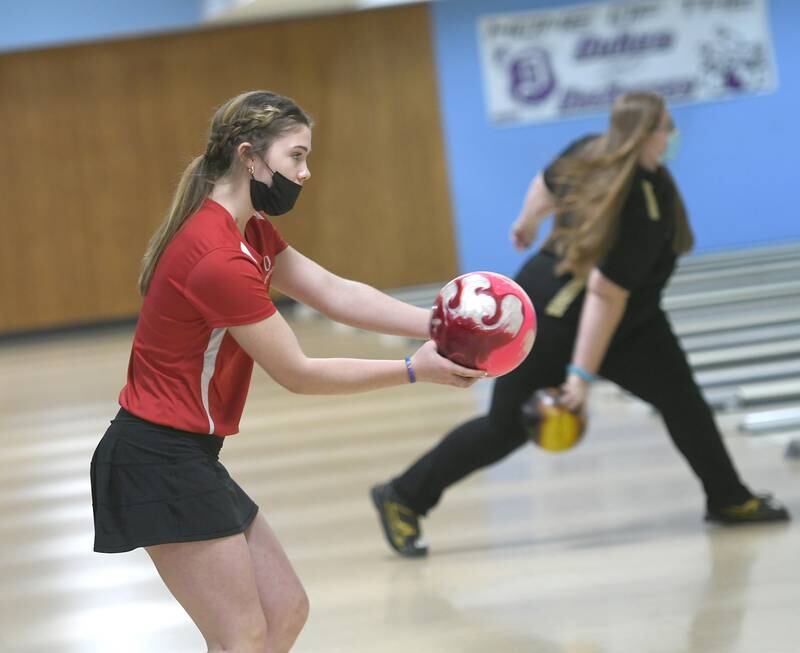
0, 5, 458, 334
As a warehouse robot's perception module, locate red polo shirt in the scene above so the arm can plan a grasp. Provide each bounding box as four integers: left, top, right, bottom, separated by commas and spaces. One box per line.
119, 198, 287, 435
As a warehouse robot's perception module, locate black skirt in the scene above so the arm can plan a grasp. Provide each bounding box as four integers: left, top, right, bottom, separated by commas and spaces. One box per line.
91, 408, 258, 553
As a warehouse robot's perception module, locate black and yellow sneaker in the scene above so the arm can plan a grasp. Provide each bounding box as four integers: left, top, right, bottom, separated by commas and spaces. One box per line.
370, 483, 428, 558
705, 494, 790, 525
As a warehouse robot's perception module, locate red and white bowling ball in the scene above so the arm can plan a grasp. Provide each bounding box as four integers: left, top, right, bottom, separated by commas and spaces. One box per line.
429, 271, 537, 377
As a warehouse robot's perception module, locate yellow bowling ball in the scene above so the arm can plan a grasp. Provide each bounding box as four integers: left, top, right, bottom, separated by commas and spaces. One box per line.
521, 388, 586, 452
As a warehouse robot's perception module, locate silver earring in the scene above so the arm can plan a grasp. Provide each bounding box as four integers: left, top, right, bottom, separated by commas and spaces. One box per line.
247, 164, 255, 176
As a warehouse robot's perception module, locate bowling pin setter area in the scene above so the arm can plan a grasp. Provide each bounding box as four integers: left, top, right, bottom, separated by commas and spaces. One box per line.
2, 244, 799, 653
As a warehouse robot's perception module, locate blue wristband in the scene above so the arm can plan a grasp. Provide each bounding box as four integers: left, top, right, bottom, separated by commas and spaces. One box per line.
404, 356, 417, 384
567, 363, 597, 383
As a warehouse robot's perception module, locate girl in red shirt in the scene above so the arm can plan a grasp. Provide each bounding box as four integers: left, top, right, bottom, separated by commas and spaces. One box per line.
91, 90, 483, 652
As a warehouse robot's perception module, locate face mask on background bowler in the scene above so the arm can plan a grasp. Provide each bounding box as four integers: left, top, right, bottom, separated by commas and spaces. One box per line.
660, 129, 681, 164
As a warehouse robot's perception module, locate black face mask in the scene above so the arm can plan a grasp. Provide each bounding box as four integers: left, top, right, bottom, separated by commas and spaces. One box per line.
249, 159, 302, 216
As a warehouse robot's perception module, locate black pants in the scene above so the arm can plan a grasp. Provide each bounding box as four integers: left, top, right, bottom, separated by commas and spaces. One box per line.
393, 252, 752, 515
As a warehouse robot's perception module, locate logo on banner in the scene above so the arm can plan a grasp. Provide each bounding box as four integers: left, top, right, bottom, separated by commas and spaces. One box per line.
502, 47, 556, 105
700, 27, 770, 94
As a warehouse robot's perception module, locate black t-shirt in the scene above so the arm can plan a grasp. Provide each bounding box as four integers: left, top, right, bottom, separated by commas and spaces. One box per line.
542, 134, 678, 313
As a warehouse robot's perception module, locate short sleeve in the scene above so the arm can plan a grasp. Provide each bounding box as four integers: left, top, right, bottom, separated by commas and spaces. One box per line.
245, 215, 289, 259
184, 249, 277, 327
598, 183, 665, 292
542, 134, 600, 195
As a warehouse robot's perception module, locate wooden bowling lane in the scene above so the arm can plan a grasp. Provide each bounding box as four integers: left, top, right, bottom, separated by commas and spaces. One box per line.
1, 316, 799, 652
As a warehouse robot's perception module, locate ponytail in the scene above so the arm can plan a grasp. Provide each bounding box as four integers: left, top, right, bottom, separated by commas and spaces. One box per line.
138, 155, 211, 295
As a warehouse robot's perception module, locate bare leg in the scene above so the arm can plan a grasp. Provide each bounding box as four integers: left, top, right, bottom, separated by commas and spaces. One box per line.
244, 512, 309, 652
146, 533, 268, 652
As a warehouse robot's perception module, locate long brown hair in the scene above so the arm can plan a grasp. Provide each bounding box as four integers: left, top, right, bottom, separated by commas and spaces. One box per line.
548, 92, 694, 277
138, 91, 312, 295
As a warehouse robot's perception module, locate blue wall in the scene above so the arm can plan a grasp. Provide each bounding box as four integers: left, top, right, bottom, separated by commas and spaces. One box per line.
0, 0, 202, 53
431, 0, 800, 277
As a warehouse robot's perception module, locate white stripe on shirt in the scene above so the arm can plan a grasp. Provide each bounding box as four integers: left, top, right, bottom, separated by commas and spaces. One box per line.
201, 327, 227, 434
240, 242, 257, 262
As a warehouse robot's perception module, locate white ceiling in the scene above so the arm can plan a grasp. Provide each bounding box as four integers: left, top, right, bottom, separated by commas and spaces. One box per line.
202, 0, 431, 24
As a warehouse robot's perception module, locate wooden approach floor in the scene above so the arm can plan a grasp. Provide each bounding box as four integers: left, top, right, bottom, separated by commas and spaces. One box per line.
1, 317, 798, 653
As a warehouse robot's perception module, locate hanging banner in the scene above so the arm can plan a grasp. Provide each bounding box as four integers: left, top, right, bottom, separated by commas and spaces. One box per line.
478, 0, 777, 125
